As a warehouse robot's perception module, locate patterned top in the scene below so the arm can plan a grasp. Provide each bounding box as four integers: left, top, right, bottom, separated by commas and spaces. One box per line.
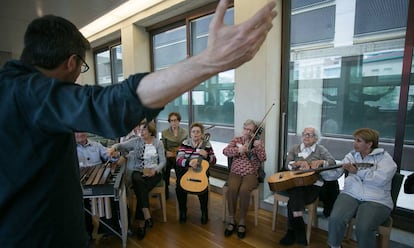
113, 136, 166, 183
176, 138, 216, 168
223, 136, 266, 176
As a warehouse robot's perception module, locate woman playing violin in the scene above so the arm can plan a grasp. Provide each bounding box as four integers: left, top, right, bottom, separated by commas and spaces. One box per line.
223, 119, 266, 239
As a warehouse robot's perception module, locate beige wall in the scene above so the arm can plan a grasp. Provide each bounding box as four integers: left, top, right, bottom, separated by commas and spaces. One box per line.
234, 0, 282, 196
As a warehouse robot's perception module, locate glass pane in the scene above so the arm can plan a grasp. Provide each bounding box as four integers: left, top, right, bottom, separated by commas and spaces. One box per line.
190, 8, 234, 127
153, 26, 187, 70
153, 25, 189, 122
291, 5, 335, 45
111, 45, 123, 84
354, 0, 408, 36
399, 52, 414, 211
95, 50, 111, 86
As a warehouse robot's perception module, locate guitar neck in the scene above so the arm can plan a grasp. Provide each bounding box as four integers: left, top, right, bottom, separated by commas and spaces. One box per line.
294, 162, 373, 174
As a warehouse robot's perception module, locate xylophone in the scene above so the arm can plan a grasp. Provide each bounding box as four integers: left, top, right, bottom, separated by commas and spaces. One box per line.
80, 162, 124, 198
80, 162, 128, 247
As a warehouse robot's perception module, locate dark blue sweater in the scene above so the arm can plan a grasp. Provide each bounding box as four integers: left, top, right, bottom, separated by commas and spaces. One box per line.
0, 60, 161, 247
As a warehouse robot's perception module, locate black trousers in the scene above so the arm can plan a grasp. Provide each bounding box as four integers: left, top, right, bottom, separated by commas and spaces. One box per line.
175, 167, 208, 214
131, 171, 163, 220
286, 185, 320, 229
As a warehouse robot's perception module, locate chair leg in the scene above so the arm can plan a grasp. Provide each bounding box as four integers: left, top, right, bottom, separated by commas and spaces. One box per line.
253, 190, 259, 226
222, 186, 228, 222
306, 203, 315, 243
175, 198, 180, 221
160, 191, 167, 222
272, 199, 278, 231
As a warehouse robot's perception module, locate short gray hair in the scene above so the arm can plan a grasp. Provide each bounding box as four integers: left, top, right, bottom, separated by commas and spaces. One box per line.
304, 126, 321, 143
244, 119, 258, 131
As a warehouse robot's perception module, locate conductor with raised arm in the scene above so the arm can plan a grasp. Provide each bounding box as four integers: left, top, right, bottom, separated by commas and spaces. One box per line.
0, 0, 277, 246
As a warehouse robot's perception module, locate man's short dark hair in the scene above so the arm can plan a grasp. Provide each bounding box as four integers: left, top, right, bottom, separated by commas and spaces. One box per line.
20, 15, 91, 70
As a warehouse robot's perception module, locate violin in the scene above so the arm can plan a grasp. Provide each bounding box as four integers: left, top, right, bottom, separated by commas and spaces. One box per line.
246, 103, 275, 159
247, 127, 264, 160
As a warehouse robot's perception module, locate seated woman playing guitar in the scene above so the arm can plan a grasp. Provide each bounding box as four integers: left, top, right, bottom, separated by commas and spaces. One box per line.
176, 122, 216, 224
279, 126, 336, 246
327, 128, 397, 248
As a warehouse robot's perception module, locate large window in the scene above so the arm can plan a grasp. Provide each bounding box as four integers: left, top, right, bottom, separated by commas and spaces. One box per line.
284, 0, 413, 218
151, 6, 235, 167
95, 43, 123, 86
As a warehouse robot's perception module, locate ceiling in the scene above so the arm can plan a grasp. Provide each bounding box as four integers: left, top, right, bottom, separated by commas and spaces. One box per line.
0, 0, 217, 55
0, 0, 127, 53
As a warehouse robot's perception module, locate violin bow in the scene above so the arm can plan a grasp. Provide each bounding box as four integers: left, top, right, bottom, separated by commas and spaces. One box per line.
247, 103, 275, 147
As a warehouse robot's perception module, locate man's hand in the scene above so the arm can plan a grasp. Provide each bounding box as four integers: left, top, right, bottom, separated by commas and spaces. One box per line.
107, 147, 117, 157
205, 0, 277, 71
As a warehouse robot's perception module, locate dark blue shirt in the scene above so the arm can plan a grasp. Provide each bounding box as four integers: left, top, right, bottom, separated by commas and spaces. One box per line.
0, 60, 161, 247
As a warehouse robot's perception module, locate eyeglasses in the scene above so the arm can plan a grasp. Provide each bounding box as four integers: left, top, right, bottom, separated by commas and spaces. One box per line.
77, 55, 90, 73
302, 132, 316, 138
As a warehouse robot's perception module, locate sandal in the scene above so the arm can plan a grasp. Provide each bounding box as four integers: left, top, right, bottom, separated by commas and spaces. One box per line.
237, 225, 246, 239
224, 223, 236, 237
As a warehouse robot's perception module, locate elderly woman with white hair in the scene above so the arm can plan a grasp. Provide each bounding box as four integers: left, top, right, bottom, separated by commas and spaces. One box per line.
279, 126, 337, 246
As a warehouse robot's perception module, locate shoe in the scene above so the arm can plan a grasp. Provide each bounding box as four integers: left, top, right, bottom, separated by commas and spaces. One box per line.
224, 223, 236, 237
201, 212, 208, 224
279, 229, 295, 246
237, 225, 246, 239
136, 227, 146, 240
145, 218, 153, 228
179, 212, 187, 223
127, 228, 134, 237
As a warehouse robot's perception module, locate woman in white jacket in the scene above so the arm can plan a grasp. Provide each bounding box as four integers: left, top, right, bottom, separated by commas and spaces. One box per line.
326, 128, 397, 248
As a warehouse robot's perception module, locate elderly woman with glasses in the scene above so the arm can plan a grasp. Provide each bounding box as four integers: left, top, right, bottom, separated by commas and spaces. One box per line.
279, 126, 337, 246
223, 119, 266, 239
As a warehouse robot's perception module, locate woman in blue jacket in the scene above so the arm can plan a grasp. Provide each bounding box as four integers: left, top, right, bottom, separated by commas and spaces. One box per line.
326, 128, 397, 248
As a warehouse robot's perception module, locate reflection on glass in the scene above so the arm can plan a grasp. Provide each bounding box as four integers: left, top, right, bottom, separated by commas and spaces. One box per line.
112, 45, 123, 84
95, 44, 123, 85
96, 50, 111, 85
286, 0, 413, 211
191, 8, 234, 126
153, 25, 188, 122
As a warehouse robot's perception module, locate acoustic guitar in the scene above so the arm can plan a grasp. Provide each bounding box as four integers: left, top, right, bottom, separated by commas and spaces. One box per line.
180, 134, 210, 194
268, 163, 373, 192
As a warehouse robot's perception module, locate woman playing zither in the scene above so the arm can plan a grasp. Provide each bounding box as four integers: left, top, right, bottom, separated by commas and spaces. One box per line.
278, 126, 336, 247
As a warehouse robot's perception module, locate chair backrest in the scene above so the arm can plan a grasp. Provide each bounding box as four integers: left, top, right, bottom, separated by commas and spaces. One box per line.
390, 172, 404, 210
